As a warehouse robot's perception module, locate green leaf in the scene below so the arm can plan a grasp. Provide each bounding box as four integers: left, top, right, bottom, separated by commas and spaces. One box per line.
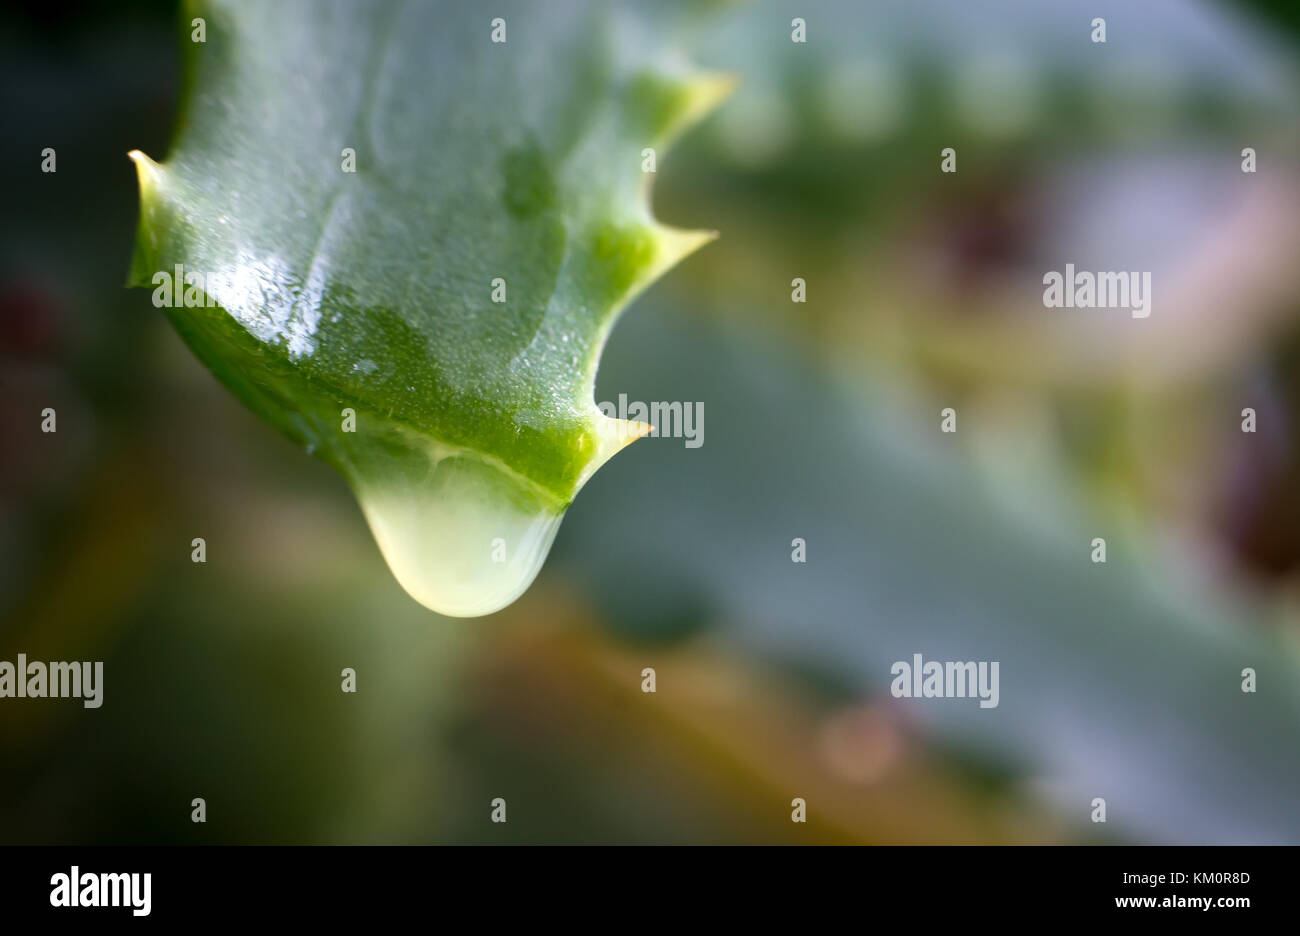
129, 0, 729, 615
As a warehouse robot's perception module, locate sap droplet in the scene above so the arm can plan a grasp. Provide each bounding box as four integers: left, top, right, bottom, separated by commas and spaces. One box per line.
328, 410, 639, 617
349, 440, 564, 617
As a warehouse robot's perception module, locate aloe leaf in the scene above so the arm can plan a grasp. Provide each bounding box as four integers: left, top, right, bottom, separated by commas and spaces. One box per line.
129, 0, 729, 615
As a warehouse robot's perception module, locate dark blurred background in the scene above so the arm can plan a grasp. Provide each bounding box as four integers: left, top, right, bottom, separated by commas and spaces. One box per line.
3, 0, 1300, 843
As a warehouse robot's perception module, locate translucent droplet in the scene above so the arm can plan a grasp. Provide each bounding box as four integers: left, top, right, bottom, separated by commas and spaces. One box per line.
345, 439, 563, 617
330, 413, 643, 618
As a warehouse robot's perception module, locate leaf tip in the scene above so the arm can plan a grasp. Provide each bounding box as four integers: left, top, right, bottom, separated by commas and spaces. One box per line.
128, 149, 165, 191
583, 414, 654, 484
638, 69, 738, 150
690, 70, 741, 124
652, 223, 719, 273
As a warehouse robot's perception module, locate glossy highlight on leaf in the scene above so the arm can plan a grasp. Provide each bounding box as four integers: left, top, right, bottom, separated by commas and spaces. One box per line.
129, 0, 731, 615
